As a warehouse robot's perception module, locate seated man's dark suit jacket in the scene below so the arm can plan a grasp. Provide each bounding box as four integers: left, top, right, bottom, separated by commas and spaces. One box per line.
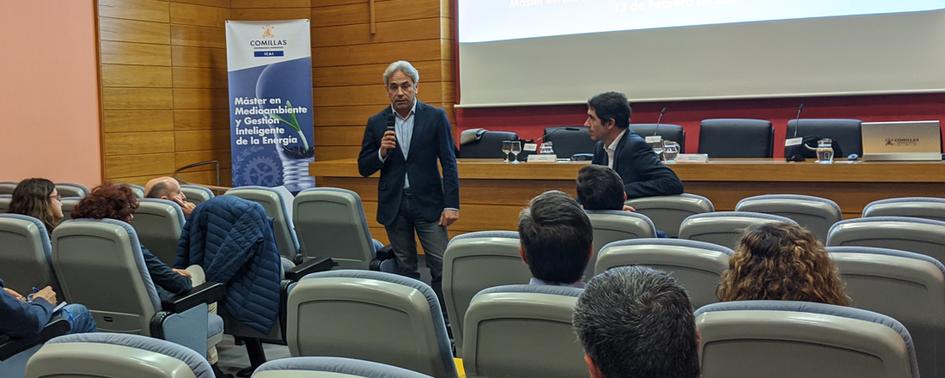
357, 101, 460, 226
592, 130, 684, 198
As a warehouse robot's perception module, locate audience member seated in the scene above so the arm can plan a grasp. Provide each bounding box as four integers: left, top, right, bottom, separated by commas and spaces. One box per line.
585, 91, 684, 199
573, 265, 700, 378
518, 190, 592, 288
717, 223, 850, 305
144, 176, 197, 218
8, 178, 63, 234
576, 165, 635, 212
1, 278, 95, 338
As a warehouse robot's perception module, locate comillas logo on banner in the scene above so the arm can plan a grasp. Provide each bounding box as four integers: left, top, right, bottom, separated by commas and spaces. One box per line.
226, 20, 314, 192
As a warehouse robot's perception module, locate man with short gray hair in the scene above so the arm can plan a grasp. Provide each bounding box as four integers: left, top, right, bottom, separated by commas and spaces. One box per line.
357, 60, 460, 315
573, 265, 700, 378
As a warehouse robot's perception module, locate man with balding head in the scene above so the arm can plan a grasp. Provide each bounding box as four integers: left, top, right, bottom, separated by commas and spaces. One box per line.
144, 176, 196, 217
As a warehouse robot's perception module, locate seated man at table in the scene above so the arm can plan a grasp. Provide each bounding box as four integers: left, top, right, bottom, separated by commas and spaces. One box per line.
518, 190, 592, 288
586, 91, 684, 198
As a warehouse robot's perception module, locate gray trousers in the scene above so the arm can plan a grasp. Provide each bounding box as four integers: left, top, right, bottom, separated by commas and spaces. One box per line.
384, 189, 448, 317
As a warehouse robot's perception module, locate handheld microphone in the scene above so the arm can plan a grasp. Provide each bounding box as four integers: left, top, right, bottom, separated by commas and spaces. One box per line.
786, 103, 806, 162
386, 115, 395, 132
652, 107, 668, 136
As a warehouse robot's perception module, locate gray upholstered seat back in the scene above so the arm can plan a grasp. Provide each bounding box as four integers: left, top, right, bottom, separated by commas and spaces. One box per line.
457, 130, 519, 159
595, 238, 732, 309
695, 300, 919, 378
786, 118, 863, 157
442, 231, 530, 355
0, 214, 56, 294
827, 216, 945, 266
679, 211, 798, 249
126, 184, 145, 199
585, 210, 656, 279
628, 123, 686, 151
225, 186, 299, 260
181, 185, 215, 206
293, 188, 374, 268
463, 285, 587, 378
287, 270, 457, 378
862, 197, 945, 222
28, 333, 213, 378
52, 219, 161, 336
0, 194, 11, 212
60, 198, 79, 220
625, 193, 714, 237
829, 246, 945, 378
735, 194, 842, 242
55, 183, 88, 198
129, 198, 185, 264
0, 181, 16, 195
253, 357, 434, 378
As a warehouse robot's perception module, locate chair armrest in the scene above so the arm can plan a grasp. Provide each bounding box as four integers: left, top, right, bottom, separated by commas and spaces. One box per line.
160, 282, 225, 313
284, 257, 336, 281
0, 318, 70, 361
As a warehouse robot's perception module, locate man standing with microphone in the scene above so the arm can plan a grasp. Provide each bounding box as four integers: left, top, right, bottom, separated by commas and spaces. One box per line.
358, 60, 460, 314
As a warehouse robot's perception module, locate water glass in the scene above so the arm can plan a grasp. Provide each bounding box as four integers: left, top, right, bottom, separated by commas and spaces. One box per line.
816, 138, 834, 164
501, 140, 512, 162
662, 141, 680, 162
510, 141, 522, 164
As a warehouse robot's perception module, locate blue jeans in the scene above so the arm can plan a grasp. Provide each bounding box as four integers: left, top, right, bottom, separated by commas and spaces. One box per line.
58, 304, 96, 334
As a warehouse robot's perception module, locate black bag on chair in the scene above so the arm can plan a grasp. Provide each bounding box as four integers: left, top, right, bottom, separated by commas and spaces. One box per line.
369, 244, 396, 271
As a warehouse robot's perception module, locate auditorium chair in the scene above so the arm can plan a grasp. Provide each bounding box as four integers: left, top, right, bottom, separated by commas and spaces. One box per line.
225, 186, 301, 262
786, 118, 863, 157
0, 318, 70, 378
829, 246, 945, 378
286, 270, 458, 378
0, 194, 11, 213
442, 231, 531, 356
625, 193, 715, 237
26, 333, 214, 378
51, 219, 225, 359
735, 194, 842, 242
595, 238, 732, 309
696, 300, 918, 378
628, 123, 686, 151
698, 119, 773, 158
543, 126, 597, 159
862, 197, 945, 222
293, 188, 377, 268
55, 183, 88, 198
585, 210, 657, 279
252, 357, 434, 378
0, 214, 58, 294
457, 129, 519, 159
462, 285, 587, 378
181, 184, 215, 206
827, 216, 945, 267
126, 183, 145, 199
678, 211, 798, 249
60, 198, 79, 220
129, 198, 186, 264
0, 181, 16, 195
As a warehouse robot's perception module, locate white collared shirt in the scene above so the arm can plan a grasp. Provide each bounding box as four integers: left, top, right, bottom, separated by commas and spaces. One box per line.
378, 100, 417, 188
605, 130, 626, 169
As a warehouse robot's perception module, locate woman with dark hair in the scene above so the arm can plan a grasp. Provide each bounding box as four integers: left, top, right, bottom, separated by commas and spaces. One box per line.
72, 184, 192, 301
717, 222, 851, 306
8, 178, 63, 233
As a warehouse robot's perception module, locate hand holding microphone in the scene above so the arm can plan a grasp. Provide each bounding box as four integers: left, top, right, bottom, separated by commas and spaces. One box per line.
380, 115, 397, 158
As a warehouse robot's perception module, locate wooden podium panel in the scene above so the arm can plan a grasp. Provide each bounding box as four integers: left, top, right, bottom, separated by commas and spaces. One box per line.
312, 158, 945, 243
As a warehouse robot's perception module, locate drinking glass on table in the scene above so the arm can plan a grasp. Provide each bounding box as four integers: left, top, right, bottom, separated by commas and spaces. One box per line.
662, 141, 680, 162
501, 140, 512, 163
816, 138, 834, 164
510, 141, 522, 164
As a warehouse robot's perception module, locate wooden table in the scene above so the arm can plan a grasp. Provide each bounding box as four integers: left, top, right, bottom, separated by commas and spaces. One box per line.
312, 158, 945, 243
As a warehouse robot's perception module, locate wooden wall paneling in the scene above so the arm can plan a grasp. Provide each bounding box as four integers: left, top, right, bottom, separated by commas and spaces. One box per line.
314, 40, 443, 67
174, 109, 229, 130
177, 169, 232, 186
99, 17, 171, 44
314, 82, 446, 107
102, 87, 174, 109
313, 60, 443, 87
98, 0, 170, 23
103, 131, 176, 156
100, 41, 172, 65
169, 0, 229, 8
169, 2, 229, 27
311, 0, 440, 28
230, 8, 312, 20
171, 24, 226, 48
104, 153, 177, 178
315, 146, 362, 161
172, 67, 227, 89
313, 126, 367, 146
103, 109, 174, 133
312, 18, 442, 47
231, 0, 311, 8
101, 64, 173, 87
173, 88, 229, 109
174, 130, 230, 152
175, 149, 231, 170
171, 46, 227, 68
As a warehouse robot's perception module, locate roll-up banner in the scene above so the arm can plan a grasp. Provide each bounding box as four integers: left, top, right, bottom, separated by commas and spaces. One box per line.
226, 20, 315, 192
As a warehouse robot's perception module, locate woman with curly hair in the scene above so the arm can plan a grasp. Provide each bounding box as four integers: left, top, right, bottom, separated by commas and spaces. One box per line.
71, 184, 193, 302
8, 178, 63, 234
717, 222, 850, 306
